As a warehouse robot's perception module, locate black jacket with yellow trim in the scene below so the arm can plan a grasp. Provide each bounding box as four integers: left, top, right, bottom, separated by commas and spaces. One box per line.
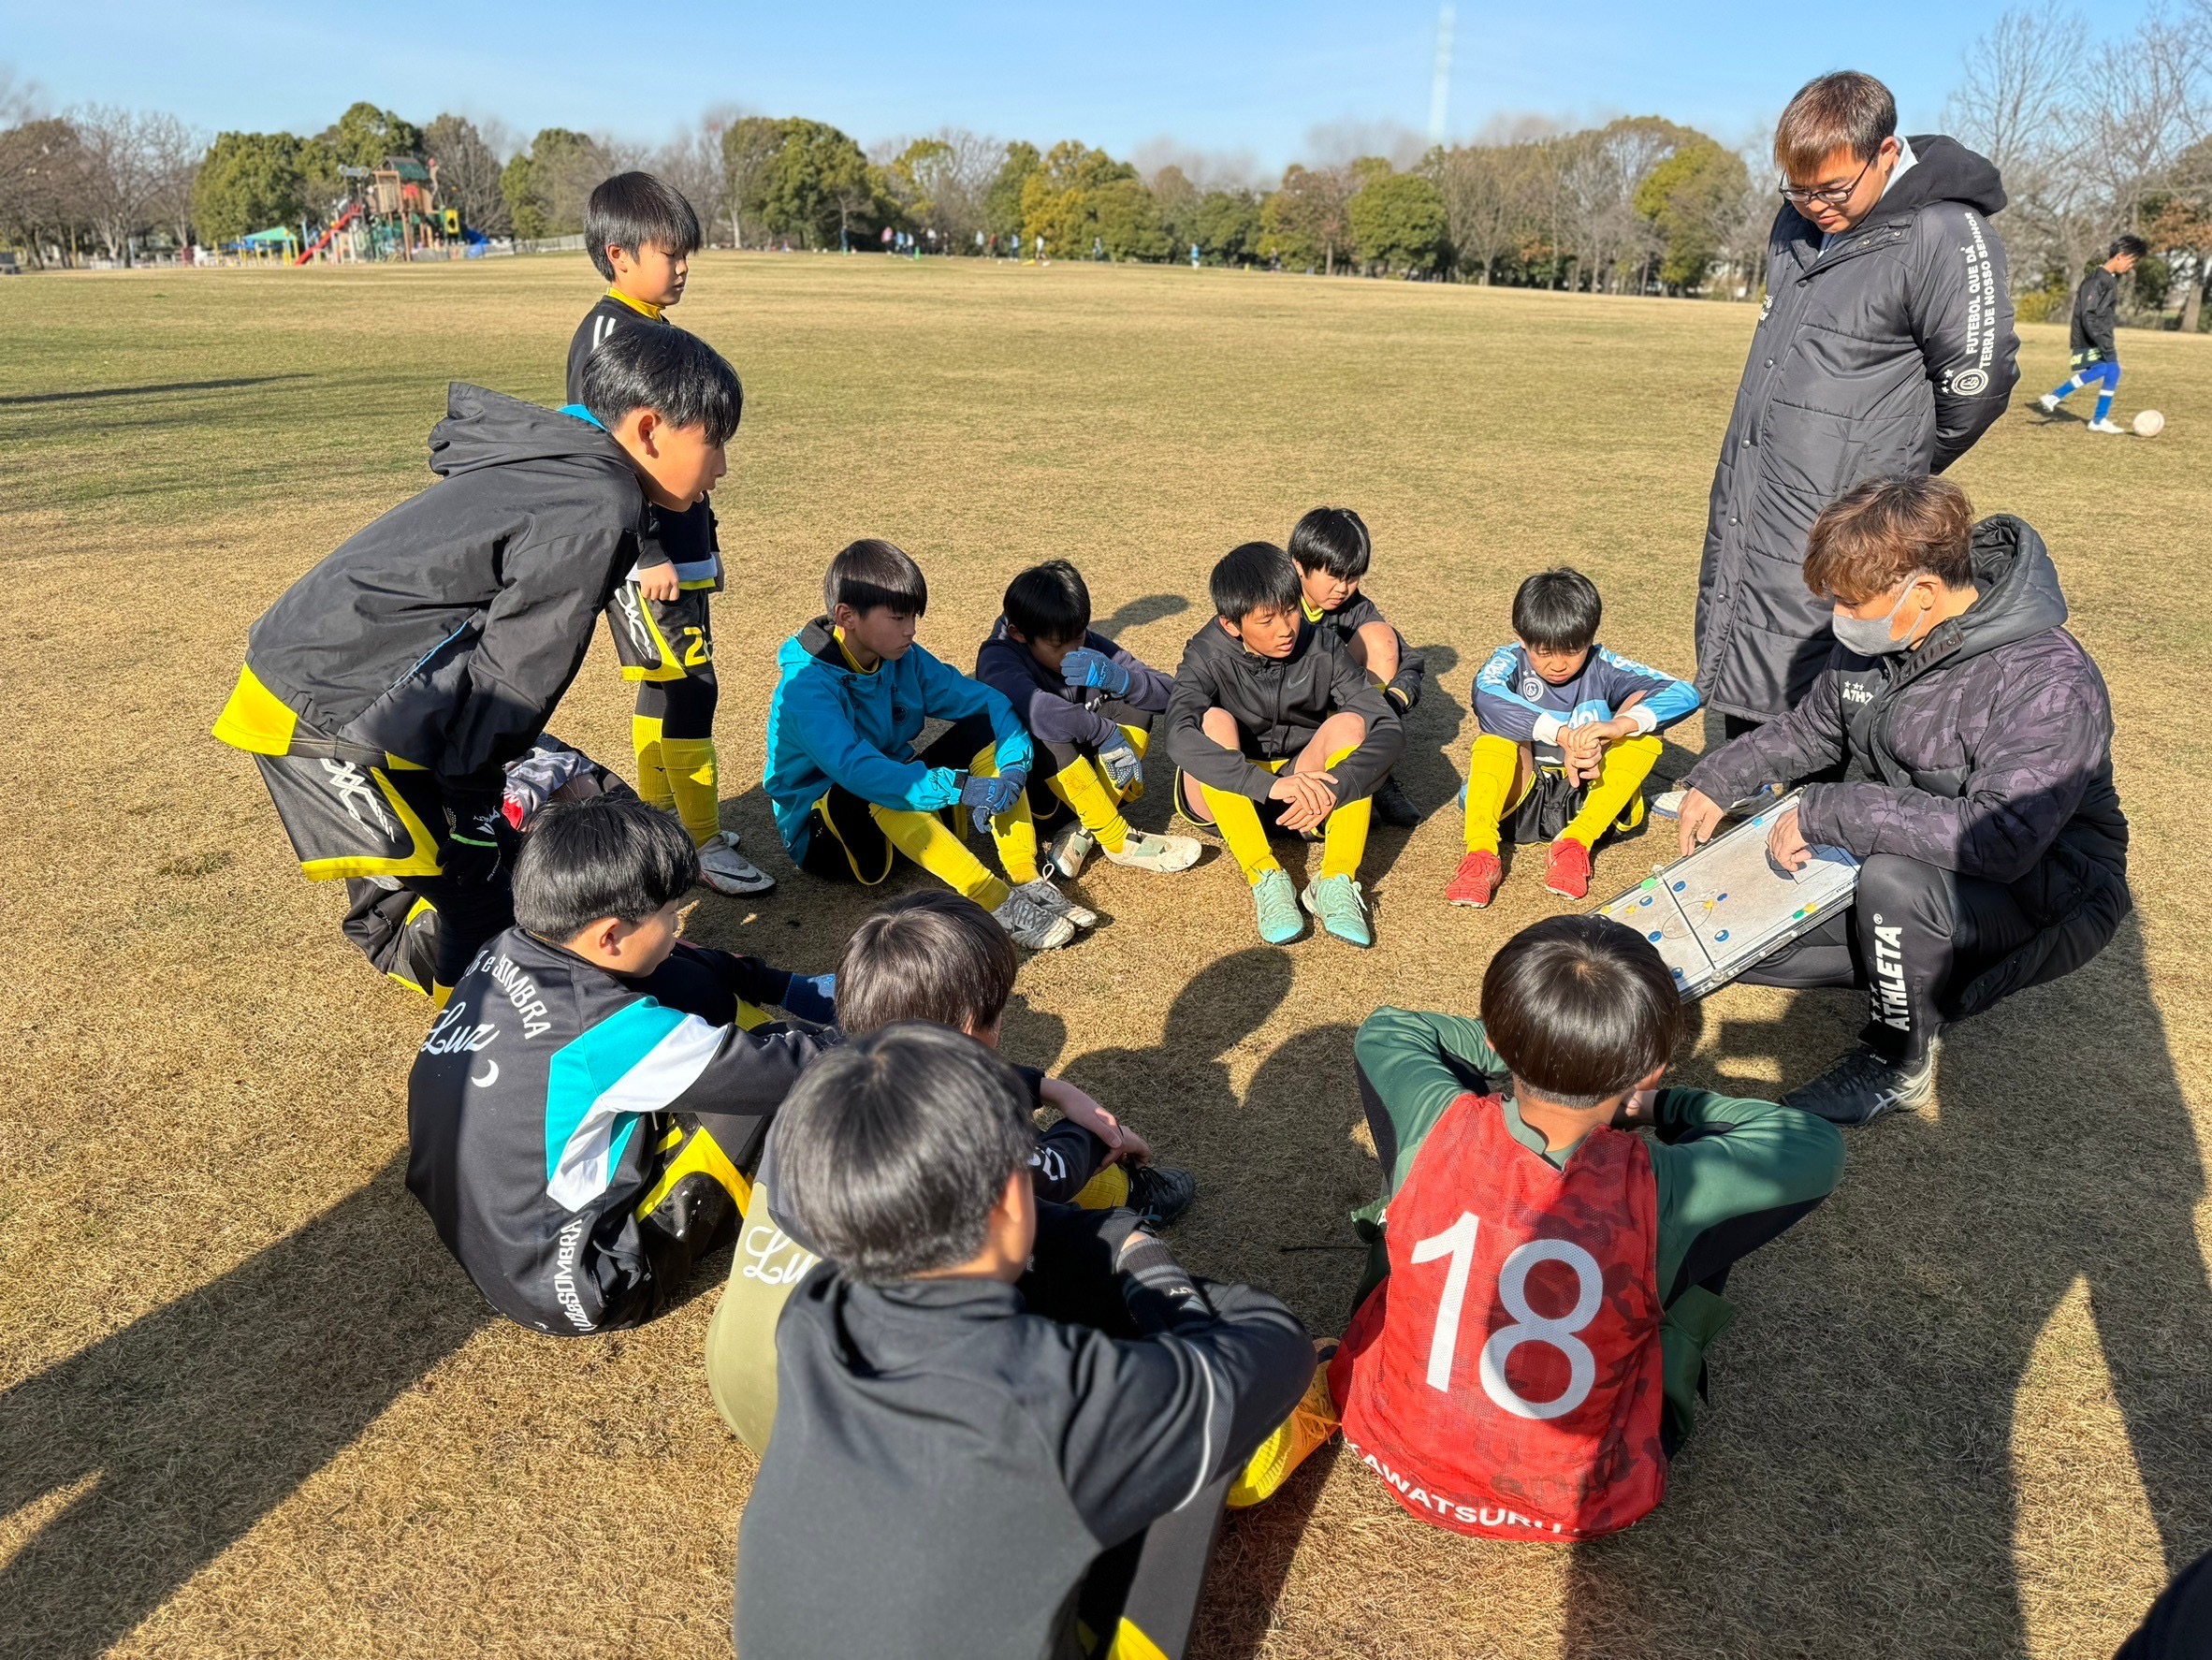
1165, 616, 1404, 803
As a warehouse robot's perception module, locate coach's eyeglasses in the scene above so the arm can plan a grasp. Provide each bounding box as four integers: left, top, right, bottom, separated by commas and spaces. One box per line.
1779, 150, 1880, 209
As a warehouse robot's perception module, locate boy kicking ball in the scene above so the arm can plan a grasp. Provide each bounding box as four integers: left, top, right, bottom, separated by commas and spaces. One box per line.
1448, 567, 1699, 907
1166, 541, 1404, 946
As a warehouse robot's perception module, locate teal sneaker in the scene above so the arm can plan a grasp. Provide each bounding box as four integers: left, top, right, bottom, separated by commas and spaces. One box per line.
1302, 873, 1373, 947
1250, 867, 1304, 944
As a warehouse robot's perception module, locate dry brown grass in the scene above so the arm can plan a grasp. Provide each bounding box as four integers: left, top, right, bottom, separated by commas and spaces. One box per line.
1, 253, 2207, 1660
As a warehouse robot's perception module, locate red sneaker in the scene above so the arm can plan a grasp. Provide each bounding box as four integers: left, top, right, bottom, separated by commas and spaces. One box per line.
1445, 849, 1503, 907
1544, 837, 1593, 899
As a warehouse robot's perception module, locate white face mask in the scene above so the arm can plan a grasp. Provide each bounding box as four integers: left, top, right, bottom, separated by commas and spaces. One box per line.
1831, 578, 1923, 657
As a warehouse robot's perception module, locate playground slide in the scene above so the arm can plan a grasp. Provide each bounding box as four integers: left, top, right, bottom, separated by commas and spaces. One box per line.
295, 201, 363, 266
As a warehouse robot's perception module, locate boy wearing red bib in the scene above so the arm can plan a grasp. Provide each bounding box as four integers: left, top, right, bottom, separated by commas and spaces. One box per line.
1331, 916, 1843, 1538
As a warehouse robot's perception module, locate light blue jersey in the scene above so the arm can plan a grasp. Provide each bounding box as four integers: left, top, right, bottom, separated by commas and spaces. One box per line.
1473, 643, 1699, 765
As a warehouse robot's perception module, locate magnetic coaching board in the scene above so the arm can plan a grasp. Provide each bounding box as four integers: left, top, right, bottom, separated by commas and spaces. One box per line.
1594, 792, 1859, 999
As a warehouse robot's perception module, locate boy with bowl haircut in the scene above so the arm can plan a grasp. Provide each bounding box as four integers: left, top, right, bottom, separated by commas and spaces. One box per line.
1288, 506, 1426, 827
213, 327, 743, 1005
1165, 541, 1404, 947
565, 171, 772, 898
406, 796, 837, 1337
764, 538, 1092, 951
733, 1024, 1317, 1660
974, 558, 1201, 879
1448, 567, 1699, 907
704, 891, 1194, 1451
1331, 916, 1842, 1539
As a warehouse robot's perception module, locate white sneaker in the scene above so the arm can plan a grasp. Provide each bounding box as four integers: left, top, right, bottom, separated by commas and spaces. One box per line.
2088, 417, 2127, 434
994, 890, 1078, 950
694, 830, 776, 896
1101, 829, 1202, 873
2036, 393, 2060, 415
1015, 877, 1097, 929
1046, 820, 1095, 880
1650, 787, 1687, 820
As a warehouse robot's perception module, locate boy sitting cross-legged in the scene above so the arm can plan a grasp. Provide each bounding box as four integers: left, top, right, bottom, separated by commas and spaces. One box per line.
1288, 506, 1427, 827
1166, 541, 1404, 947
1448, 566, 1700, 907
704, 890, 1194, 1451
975, 558, 1202, 880
1331, 916, 1843, 1539
406, 795, 837, 1337
733, 1024, 1318, 1660
764, 538, 1092, 950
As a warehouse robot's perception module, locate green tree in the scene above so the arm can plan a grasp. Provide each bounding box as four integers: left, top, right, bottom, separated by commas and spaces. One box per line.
1260, 163, 1354, 273
1349, 170, 1448, 273
1633, 137, 1750, 293
983, 140, 1041, 240
755, 118, 881, 248
1150, 165, 1199, 249
501, 127, 605, 239
320, 101, 421, 169
191, 130, 336, 244
1020, 140, 1150, 259
1193, 188, 1262, 265
721, 115, 787, 248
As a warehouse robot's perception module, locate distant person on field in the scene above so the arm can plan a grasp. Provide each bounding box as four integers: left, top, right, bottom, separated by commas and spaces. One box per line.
762, 538, 1093, 950
1288, 506, 1428, 827
2038, 235, 2147, 435
211, 328, 741, 1004
704, 891, 1194, 1451
1695, 70, 2018, 741
1331, 917, 1843, 1540
975, 558, 1201, 880
1676, 474, 2130, 1126
733, 1024, 1322, 1660
1167, 542, 1404, 948
567, 171, 773, 898
406, 796, 837, 1336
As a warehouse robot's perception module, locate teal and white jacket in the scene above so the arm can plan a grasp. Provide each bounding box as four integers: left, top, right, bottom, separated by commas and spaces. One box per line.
406, 928, 833, 1335
764, 618, 1033, 855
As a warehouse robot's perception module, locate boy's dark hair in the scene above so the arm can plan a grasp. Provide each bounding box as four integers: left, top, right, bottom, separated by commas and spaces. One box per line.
774, 1023, 1036, 1283
1773, 70, 1896, 177
512, 795, 698, 940
2110, 233, 2148, 261
838, 892, 1019, 1037
1802, 473, 1975, 603
578, 325, 743, 446
825, 537, 929, 619
586, 170, 703, 281
1288, 506, 1373, 581
1209, 541, 1302, 622
1481, 916, 1683, 1110
1002, 559, 1091, 644
1512, 567, 1604, 652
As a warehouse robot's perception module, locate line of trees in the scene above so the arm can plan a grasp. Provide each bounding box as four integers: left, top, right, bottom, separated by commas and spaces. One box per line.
4, 7, 2209, 324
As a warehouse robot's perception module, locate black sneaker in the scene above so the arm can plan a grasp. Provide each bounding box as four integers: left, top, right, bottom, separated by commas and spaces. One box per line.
1372, 773, 1422, 827
1783, 1042, 1938, 1126
1125, 1162, 1197, 1230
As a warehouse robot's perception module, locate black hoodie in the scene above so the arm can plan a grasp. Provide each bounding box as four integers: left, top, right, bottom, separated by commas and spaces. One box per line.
241, 385, 647, 808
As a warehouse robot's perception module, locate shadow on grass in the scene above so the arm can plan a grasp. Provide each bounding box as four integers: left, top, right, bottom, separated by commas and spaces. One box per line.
1093, 592, 1192, 640
0, 1155, 489, 1660
1361, 644, 1462, 892
0, 374, 312, 407
1558, 918, 2212, 1657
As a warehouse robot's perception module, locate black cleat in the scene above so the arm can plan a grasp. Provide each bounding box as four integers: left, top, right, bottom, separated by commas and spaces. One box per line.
1125, 1162, 1197, 1230
1372, 773, 1423, 827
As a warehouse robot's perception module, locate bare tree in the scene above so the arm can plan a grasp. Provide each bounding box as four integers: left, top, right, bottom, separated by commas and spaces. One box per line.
143, 112, 202, 251
70, 105, 175, 263
1944, 2, 2089, 177
651, 114, 731, 243
424, 113, 513, 237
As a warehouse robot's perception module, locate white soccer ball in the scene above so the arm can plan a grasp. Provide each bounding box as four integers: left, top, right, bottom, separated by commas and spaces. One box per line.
2134, 409, 2165, 437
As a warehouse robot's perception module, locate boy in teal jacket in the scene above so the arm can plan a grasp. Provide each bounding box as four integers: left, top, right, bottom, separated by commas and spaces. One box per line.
764, 538, 1093, 950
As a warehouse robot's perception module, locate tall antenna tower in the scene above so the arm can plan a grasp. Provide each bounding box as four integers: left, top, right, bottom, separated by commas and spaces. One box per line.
1428, 4, 1455, 146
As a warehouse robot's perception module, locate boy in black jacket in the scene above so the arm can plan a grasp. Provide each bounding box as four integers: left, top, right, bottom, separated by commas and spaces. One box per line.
734, 1024, 1317, 1660
1288, 507, 1425, 826
1166, 542, 1404, 948
2037, 234, 2146, 435
407, 796, 836, 1336
975, 559, 1201, 880
213, 327, 742, 1003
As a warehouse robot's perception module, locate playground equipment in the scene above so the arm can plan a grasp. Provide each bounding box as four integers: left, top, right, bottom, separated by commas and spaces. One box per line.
298, 154, 480, 264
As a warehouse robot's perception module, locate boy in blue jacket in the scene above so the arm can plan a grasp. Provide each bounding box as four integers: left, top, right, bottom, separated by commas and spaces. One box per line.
764, 538, 1091, 951
1448, 567, 1699, 907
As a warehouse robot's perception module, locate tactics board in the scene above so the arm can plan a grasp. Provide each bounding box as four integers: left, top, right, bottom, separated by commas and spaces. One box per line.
1593, 792, 1859, 999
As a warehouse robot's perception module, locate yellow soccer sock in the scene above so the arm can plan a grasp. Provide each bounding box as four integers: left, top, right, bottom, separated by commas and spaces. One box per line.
1463, 733, 1521, 855
1560, 732, 1664, 849
659, 735, 723, 848
631, 713, 676, 811
1048, 756, 1129, 852
1198, 779, 1281, 884
873, 805, 1012, 911
634, 1121, 752, 1220
969, 743, 1041, 883
1071, 1163, 1130, 1210
1227, 1361, 1341, 1508
1317, 742, 1369, 881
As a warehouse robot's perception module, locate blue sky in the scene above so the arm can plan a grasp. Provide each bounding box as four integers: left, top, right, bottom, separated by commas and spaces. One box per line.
2, 0, 2157, 173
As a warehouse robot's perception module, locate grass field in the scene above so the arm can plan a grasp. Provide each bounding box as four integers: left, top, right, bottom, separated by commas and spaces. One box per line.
2, 251, 2208, 1660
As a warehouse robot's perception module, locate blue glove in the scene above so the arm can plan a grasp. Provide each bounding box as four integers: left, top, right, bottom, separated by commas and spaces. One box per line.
1061, 648, 1131, 698
1097, 733, 1143, 792
779, 971, 837, 1025
961, 770, 1024, 834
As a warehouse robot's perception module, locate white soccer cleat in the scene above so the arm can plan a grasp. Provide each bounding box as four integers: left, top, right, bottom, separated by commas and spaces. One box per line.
1014, 877, 1098, 929
1046, 820, 1095, 880
2087, 417, 2127, 435
694, 830, 776, 896
2035, 393, 2060, 415
1101, 829, 1203, 873
994, 890, 1078, 950
1649, 787, 1687, 820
